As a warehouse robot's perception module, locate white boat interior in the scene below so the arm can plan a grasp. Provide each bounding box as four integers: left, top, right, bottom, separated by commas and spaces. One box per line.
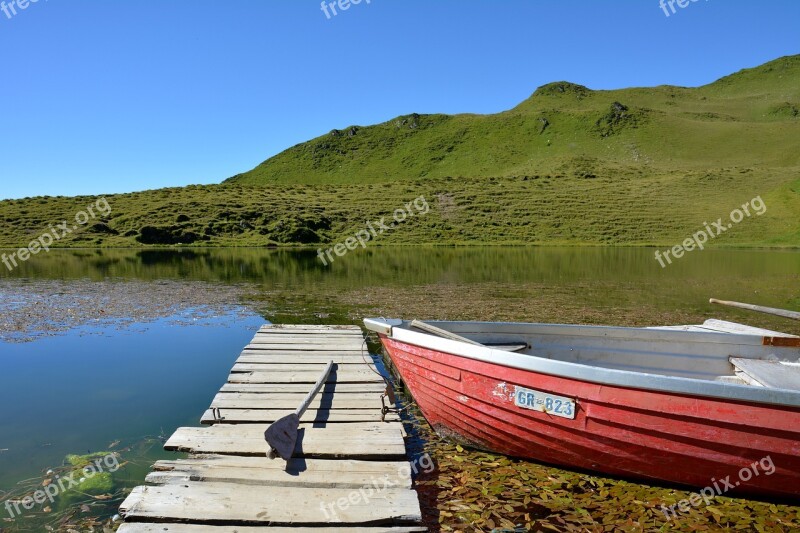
365, 318, 800, 400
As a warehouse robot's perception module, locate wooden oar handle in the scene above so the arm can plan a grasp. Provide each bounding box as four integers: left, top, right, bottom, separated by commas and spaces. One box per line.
710, 298, 800, 321
295, 360, 335, 418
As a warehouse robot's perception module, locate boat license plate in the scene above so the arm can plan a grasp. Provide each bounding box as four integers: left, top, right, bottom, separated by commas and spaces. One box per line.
514, 386, 576, 419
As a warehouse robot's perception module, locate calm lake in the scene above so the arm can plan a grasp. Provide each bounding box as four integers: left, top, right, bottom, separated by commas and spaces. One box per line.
0, 247, 798, 527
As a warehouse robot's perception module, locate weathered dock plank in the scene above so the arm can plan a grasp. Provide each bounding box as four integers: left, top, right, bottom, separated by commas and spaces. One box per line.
231, 362, 377, 371
238, 353, 370, 364
257, 327, 364, 332
165, 423, 407, 458
211, 392, 381, 410
257, 329, 363, 334
147, 455, 412, 489
252, 334, 365, 342
228, 370, 385, 384
200, 408, 399, 424
244, 343, 366, 351
120, 482, 422, 525
259, 324, 362, 331
220, 382, 387, 394
250, 340, 365, 346
243, 346, 366, 354
119, 525, 426, 532
230, 362, 382, 376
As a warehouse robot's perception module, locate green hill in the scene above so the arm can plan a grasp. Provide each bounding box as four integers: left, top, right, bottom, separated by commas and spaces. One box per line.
1, 55, 798, 250
228, 55, 800, 185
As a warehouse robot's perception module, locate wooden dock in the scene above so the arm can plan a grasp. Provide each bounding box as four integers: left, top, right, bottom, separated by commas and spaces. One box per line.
119, 324, 425, 532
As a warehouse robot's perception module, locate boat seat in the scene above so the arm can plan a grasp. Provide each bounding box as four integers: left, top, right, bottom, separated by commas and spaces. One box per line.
650, 320, 799, 338
701, 319, 798, 337
729, 357, 800, 390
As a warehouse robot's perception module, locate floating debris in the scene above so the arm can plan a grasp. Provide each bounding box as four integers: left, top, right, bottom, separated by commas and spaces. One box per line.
0, 279, 259, 343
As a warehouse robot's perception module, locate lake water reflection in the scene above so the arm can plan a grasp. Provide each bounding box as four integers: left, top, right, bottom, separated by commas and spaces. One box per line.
0, 246, 797, 525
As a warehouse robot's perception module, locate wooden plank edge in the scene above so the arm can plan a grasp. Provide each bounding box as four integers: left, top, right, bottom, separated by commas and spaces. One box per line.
117, 522, 428, 533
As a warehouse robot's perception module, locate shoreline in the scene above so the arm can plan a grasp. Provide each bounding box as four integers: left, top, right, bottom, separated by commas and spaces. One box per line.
1, 242, 799, 251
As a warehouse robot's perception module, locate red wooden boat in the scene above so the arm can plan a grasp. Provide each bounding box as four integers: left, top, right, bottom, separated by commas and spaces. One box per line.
365, 317, 800, 499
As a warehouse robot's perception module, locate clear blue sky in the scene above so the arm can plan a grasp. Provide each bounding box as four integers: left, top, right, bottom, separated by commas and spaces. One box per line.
0, 0, 797, 200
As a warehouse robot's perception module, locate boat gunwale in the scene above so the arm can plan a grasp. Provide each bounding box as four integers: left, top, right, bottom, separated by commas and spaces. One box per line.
364, 318, 800, 409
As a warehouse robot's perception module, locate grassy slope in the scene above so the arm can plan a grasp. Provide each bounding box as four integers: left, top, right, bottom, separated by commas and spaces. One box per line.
0, 56, 798, 249
229, 55, 800, 184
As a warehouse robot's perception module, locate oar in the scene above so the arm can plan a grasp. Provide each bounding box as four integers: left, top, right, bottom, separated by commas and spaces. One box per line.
265, 360, 334, 461
710, 298, 800, 321
411, 320, 485, 346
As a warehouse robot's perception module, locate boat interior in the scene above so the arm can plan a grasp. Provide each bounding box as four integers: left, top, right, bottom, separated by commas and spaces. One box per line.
401, 319, 800, 392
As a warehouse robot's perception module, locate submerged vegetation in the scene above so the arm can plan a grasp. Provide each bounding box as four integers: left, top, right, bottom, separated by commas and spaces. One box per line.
0, 437, 166, 532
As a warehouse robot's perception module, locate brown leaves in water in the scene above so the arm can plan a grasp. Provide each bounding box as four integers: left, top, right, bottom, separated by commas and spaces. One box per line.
405, 410, 800, 533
